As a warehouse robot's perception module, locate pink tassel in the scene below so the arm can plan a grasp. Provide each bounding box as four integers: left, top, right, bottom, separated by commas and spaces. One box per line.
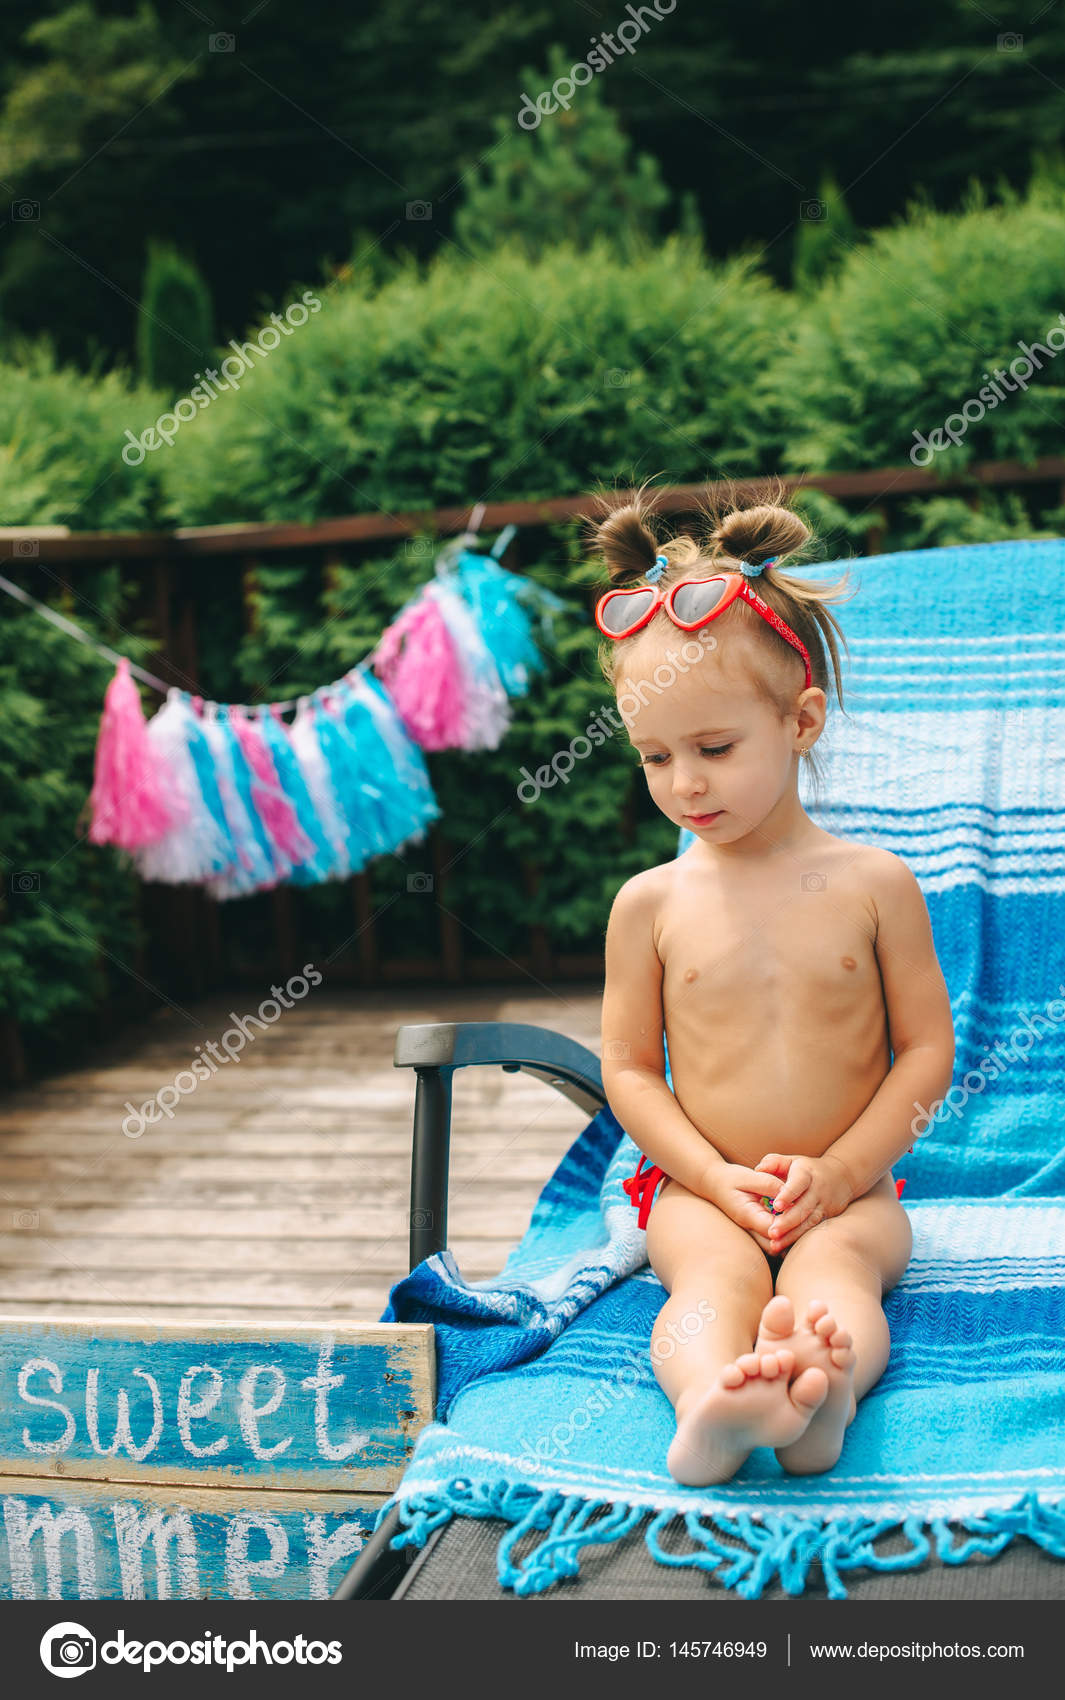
88, 658, 183, 850
372, 596, 469, 750
230, 709, 314, 870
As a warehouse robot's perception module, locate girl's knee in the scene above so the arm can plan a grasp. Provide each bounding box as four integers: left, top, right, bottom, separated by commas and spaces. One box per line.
669, 1248, 773, 1312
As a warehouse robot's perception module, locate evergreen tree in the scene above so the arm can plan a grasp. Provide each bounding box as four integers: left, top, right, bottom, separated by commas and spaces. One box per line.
136, 240, 215, 397
453, 43, 671, 256
793, 168, 859, 292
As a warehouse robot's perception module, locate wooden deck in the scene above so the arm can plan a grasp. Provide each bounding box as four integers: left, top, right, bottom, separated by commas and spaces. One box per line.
0, 985, 603, 1324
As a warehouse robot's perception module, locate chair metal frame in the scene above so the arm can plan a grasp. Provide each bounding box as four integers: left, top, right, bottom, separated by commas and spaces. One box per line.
332, 1019, 605, 1601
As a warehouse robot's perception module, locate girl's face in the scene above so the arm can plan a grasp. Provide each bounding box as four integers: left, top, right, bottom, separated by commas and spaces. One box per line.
617, 634, 813, 846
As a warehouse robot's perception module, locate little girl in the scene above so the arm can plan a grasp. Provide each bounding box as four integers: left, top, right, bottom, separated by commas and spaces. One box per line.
593, 485, 955, 1487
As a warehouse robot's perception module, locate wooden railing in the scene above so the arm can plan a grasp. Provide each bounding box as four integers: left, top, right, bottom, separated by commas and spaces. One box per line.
4, 454, 1064, 1078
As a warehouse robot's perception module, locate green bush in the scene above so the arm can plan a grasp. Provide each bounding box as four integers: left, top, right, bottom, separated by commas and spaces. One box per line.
0, 570, 155, 1063
0, 339, 167, 529
157, 234, 796, 524
774, 181, 1065, 473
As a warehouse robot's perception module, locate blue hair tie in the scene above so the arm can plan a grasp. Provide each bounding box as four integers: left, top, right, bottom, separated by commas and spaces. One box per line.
644, 554, 668, 584
738, 556, 777, 578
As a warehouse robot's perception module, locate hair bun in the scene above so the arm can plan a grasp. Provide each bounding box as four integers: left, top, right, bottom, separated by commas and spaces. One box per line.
588, 499, 661, 588
712, 502, 809, 569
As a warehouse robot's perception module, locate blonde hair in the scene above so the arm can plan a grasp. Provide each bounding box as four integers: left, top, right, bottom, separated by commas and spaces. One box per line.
587, 477, 855, 792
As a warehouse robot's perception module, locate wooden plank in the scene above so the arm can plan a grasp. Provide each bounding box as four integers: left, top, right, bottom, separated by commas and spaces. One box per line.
0, 1138, 570, 1175
0, 1233, 522, 1272
0, 1135, 572, 1170
0, 1475, 383, 1599
0, 1300, 395, 1326
0, 1202, 542, 1234
0, 1318, 434, 1493
0, 1257, 504, 1305
0, 1158, 561, 1190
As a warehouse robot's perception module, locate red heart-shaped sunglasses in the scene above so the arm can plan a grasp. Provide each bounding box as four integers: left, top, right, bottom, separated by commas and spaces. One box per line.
594, 571, 812, 692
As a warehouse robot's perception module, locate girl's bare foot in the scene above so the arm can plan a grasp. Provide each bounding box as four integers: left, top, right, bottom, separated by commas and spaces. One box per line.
666, 1348, 829, 1487
754, 1295, 857, 1474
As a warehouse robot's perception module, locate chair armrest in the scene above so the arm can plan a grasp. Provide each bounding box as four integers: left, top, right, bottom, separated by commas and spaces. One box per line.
394, 1021, 605, 1271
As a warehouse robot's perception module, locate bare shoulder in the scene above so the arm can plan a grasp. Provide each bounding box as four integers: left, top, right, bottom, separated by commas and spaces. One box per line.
608, 861, 671, 925
829, 841, 927, 941
819, 837, 915, 890
806, 837, 921, 935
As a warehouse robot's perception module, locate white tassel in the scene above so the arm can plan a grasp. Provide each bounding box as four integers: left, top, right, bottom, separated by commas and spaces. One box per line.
288, 698, 350, 878
132, 692, 232, 885
427, 579, 511, 750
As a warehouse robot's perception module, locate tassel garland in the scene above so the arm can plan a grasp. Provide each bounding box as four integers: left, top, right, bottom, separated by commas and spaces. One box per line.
87, 541, 555, 900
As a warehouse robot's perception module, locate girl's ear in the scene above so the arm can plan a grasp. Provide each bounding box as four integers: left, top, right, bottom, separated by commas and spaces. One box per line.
795, 686, 827, 748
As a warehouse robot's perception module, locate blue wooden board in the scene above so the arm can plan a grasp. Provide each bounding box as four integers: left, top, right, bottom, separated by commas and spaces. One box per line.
0, 1317, 435, 1493
1, 1475, 380, 1600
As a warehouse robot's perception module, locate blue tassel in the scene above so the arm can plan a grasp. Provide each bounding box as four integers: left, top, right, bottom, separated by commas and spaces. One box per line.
177, 695, 239, 872
257, 707, 337, 885
449, 550, 564, 698
386, 1485, 1065, 1599
310, 697, 381, 873
215, 708, 282, 883
333, 679, 438, 855
342, 673, 440, 847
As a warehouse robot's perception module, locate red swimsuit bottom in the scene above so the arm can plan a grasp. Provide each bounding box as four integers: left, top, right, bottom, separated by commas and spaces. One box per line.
622, 1152, 906, 1231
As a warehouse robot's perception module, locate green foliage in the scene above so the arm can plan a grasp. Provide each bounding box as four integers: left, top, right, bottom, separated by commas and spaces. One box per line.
890, 491, 1058, 551
0, 339, 167, 529
136, 240, 216, 397
773, 184, 1065, 472
158, 234, 795, 525
0, 570, 153, 1046
453, 43, 671, 257
0, 1, 190, 177
793, 169, 860, 293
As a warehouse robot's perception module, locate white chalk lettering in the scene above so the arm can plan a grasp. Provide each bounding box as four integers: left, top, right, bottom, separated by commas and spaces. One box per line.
3, 1496, 97, 1599
85, 1368, 164, 1461
17, 1357, 76, 1455
237, 1366, 291, 1461
177, 1365, 229, 1458
112, 1503, 201, 1599
300, 1339, 369, 1462
225, 1511, 288, 1598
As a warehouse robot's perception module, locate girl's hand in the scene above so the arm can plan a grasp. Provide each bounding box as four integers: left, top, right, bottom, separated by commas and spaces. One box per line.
755, 1153, 853, 1252
704, 1162, 785, 1246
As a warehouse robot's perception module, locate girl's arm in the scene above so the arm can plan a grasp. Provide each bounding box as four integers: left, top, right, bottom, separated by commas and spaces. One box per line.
824, 852, 955, 1198
767, 853, 955, 1238
601, 873, 733, 1199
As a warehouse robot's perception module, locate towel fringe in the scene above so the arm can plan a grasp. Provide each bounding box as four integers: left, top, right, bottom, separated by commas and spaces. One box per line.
382, 1480, 1065, 1599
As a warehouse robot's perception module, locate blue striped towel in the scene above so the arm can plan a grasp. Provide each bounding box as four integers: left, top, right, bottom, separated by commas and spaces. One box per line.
380, 539, 1065, 1597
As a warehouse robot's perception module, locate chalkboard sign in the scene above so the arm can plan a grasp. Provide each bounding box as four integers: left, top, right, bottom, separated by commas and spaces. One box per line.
0, 1317, 434, 1600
